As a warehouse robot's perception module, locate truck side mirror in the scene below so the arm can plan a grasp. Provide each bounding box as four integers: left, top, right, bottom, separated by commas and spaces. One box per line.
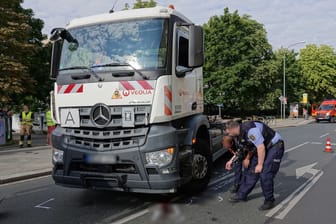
49, 28, 78, 79
188, 25, 204, 68
50, 40, 62, 79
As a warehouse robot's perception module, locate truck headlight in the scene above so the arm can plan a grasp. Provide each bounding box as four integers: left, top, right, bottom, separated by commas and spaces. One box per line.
326, 112, 330, 117
52, 148, 64, 164
145, 148, 174, 167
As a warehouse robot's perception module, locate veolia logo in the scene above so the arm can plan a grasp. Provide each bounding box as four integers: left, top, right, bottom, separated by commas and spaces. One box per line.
122, 89, 153, 97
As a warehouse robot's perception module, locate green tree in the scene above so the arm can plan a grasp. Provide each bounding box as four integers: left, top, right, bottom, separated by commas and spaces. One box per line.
299, 44, 336, 102
203, 8, 273, 114
0, 0, 35, 103
0, 0, 51, 110
266, 49, 305, 110
133, 0, 156, 9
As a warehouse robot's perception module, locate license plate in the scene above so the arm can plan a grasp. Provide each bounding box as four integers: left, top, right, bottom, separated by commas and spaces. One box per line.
85, 154, 118, 164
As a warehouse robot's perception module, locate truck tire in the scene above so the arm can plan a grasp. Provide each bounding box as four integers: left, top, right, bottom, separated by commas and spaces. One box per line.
182, 139, 212, 194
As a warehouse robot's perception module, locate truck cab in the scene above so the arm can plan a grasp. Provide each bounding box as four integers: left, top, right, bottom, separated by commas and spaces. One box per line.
315, 100, 336, 123
49, 6, 226, 194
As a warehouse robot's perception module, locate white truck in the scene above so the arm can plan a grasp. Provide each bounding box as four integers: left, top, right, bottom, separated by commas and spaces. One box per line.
49, 6, 226, 194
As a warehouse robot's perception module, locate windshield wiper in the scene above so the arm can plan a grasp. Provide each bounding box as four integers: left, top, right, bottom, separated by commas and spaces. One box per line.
91, 62, 148, 80
59, 66, 104, 81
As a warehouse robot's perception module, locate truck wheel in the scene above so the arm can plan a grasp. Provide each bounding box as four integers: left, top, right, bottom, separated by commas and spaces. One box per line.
182, 139, 212, 194
316, 119, 320, 123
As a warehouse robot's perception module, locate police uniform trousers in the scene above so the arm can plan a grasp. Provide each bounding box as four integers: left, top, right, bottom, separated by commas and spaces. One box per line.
237, 140, 284, 201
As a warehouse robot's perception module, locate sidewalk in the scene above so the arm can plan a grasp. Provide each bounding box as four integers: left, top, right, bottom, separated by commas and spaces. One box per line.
268, 118, 314, 129
0, 133, 52, 184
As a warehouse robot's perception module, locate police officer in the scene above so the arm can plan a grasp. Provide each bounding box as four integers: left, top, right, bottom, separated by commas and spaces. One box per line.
19, 105, 34, 147
225, 120, 284, 210
222, 135, 243, 193
46, 107, 56, 145
223, 135, 242, 192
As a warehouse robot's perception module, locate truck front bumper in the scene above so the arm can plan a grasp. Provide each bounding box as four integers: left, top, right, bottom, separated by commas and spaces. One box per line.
51, 124, 187, 194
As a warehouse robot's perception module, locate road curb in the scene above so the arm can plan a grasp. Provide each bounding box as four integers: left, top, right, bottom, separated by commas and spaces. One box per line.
0, 145, 51, 154
0, 168, 51, 185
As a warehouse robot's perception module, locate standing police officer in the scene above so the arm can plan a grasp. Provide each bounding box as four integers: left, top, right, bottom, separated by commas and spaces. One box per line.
225, 120, 284, 210
19, 105, 34, 147
46, 107, 56, 145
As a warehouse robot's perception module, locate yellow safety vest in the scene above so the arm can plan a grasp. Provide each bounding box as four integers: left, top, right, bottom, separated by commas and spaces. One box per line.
46, 110, 56, 127
21, 112, 33, 126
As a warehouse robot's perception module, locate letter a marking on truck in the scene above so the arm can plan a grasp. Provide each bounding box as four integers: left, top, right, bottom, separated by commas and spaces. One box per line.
65, 111, 75, 125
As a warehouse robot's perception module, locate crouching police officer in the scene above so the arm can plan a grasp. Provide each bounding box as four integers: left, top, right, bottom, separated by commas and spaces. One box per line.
222, 135, 243, 193
225, 120, 284, 210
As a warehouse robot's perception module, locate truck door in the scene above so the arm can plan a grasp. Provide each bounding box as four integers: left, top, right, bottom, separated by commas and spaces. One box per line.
172, 26, 197, 117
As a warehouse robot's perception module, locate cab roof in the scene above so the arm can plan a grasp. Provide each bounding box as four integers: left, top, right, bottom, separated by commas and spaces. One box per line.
66, 6, 192, 29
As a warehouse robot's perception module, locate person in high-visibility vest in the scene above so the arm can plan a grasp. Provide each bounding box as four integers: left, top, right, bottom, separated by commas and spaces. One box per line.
19, 105, 34, 147
46, 108, 56, 145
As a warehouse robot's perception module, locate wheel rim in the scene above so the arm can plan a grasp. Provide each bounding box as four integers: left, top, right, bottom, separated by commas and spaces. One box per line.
192, 154, 208, 179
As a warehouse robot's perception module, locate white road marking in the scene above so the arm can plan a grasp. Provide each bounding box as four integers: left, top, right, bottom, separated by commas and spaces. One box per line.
110, 209, 149, 224
285, 142, 309, 153
310, 142, 322, 145
319, 133, 330, 138
34, 198, 54, 210
107, 196, 181, 224
266, 163, 323, 219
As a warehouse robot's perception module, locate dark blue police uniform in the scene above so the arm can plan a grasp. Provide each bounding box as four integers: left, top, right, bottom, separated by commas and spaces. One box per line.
236, 121, 284, 202
231, 138, 243, 188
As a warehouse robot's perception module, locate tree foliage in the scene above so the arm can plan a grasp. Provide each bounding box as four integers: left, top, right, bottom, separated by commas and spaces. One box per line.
203, 8, 273, 114
0, 0, 35, 103
299, 44, 336, 102
122, 0, 156, 10
0, 0, 51, 110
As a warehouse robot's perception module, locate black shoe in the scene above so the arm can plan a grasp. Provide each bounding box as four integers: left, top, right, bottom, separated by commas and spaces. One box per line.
230, 184, 240, 193
259, 200, 275, 210
228, 195, 246, 203
27, 144, 32, 147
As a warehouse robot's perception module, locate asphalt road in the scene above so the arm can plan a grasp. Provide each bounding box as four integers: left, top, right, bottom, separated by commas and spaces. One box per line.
0, 122, 335, 224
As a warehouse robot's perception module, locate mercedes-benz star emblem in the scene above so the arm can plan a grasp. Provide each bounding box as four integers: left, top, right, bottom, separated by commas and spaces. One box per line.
91, 104, 111, 128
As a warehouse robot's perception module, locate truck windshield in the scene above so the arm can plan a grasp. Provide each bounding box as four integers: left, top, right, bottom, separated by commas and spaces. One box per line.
319, 104, 334, 110
60, 18, 168, 71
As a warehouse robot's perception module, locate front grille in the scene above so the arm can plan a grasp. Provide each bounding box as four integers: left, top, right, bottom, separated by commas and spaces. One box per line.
65, 127, 148, 151
78, 105, 150, 128
63, 105, 151, 151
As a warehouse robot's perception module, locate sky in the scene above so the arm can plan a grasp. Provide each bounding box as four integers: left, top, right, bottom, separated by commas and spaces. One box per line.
22, 0, 336, 51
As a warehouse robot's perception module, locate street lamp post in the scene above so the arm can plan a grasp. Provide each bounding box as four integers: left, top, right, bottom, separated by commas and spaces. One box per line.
282, 41, 306, 119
